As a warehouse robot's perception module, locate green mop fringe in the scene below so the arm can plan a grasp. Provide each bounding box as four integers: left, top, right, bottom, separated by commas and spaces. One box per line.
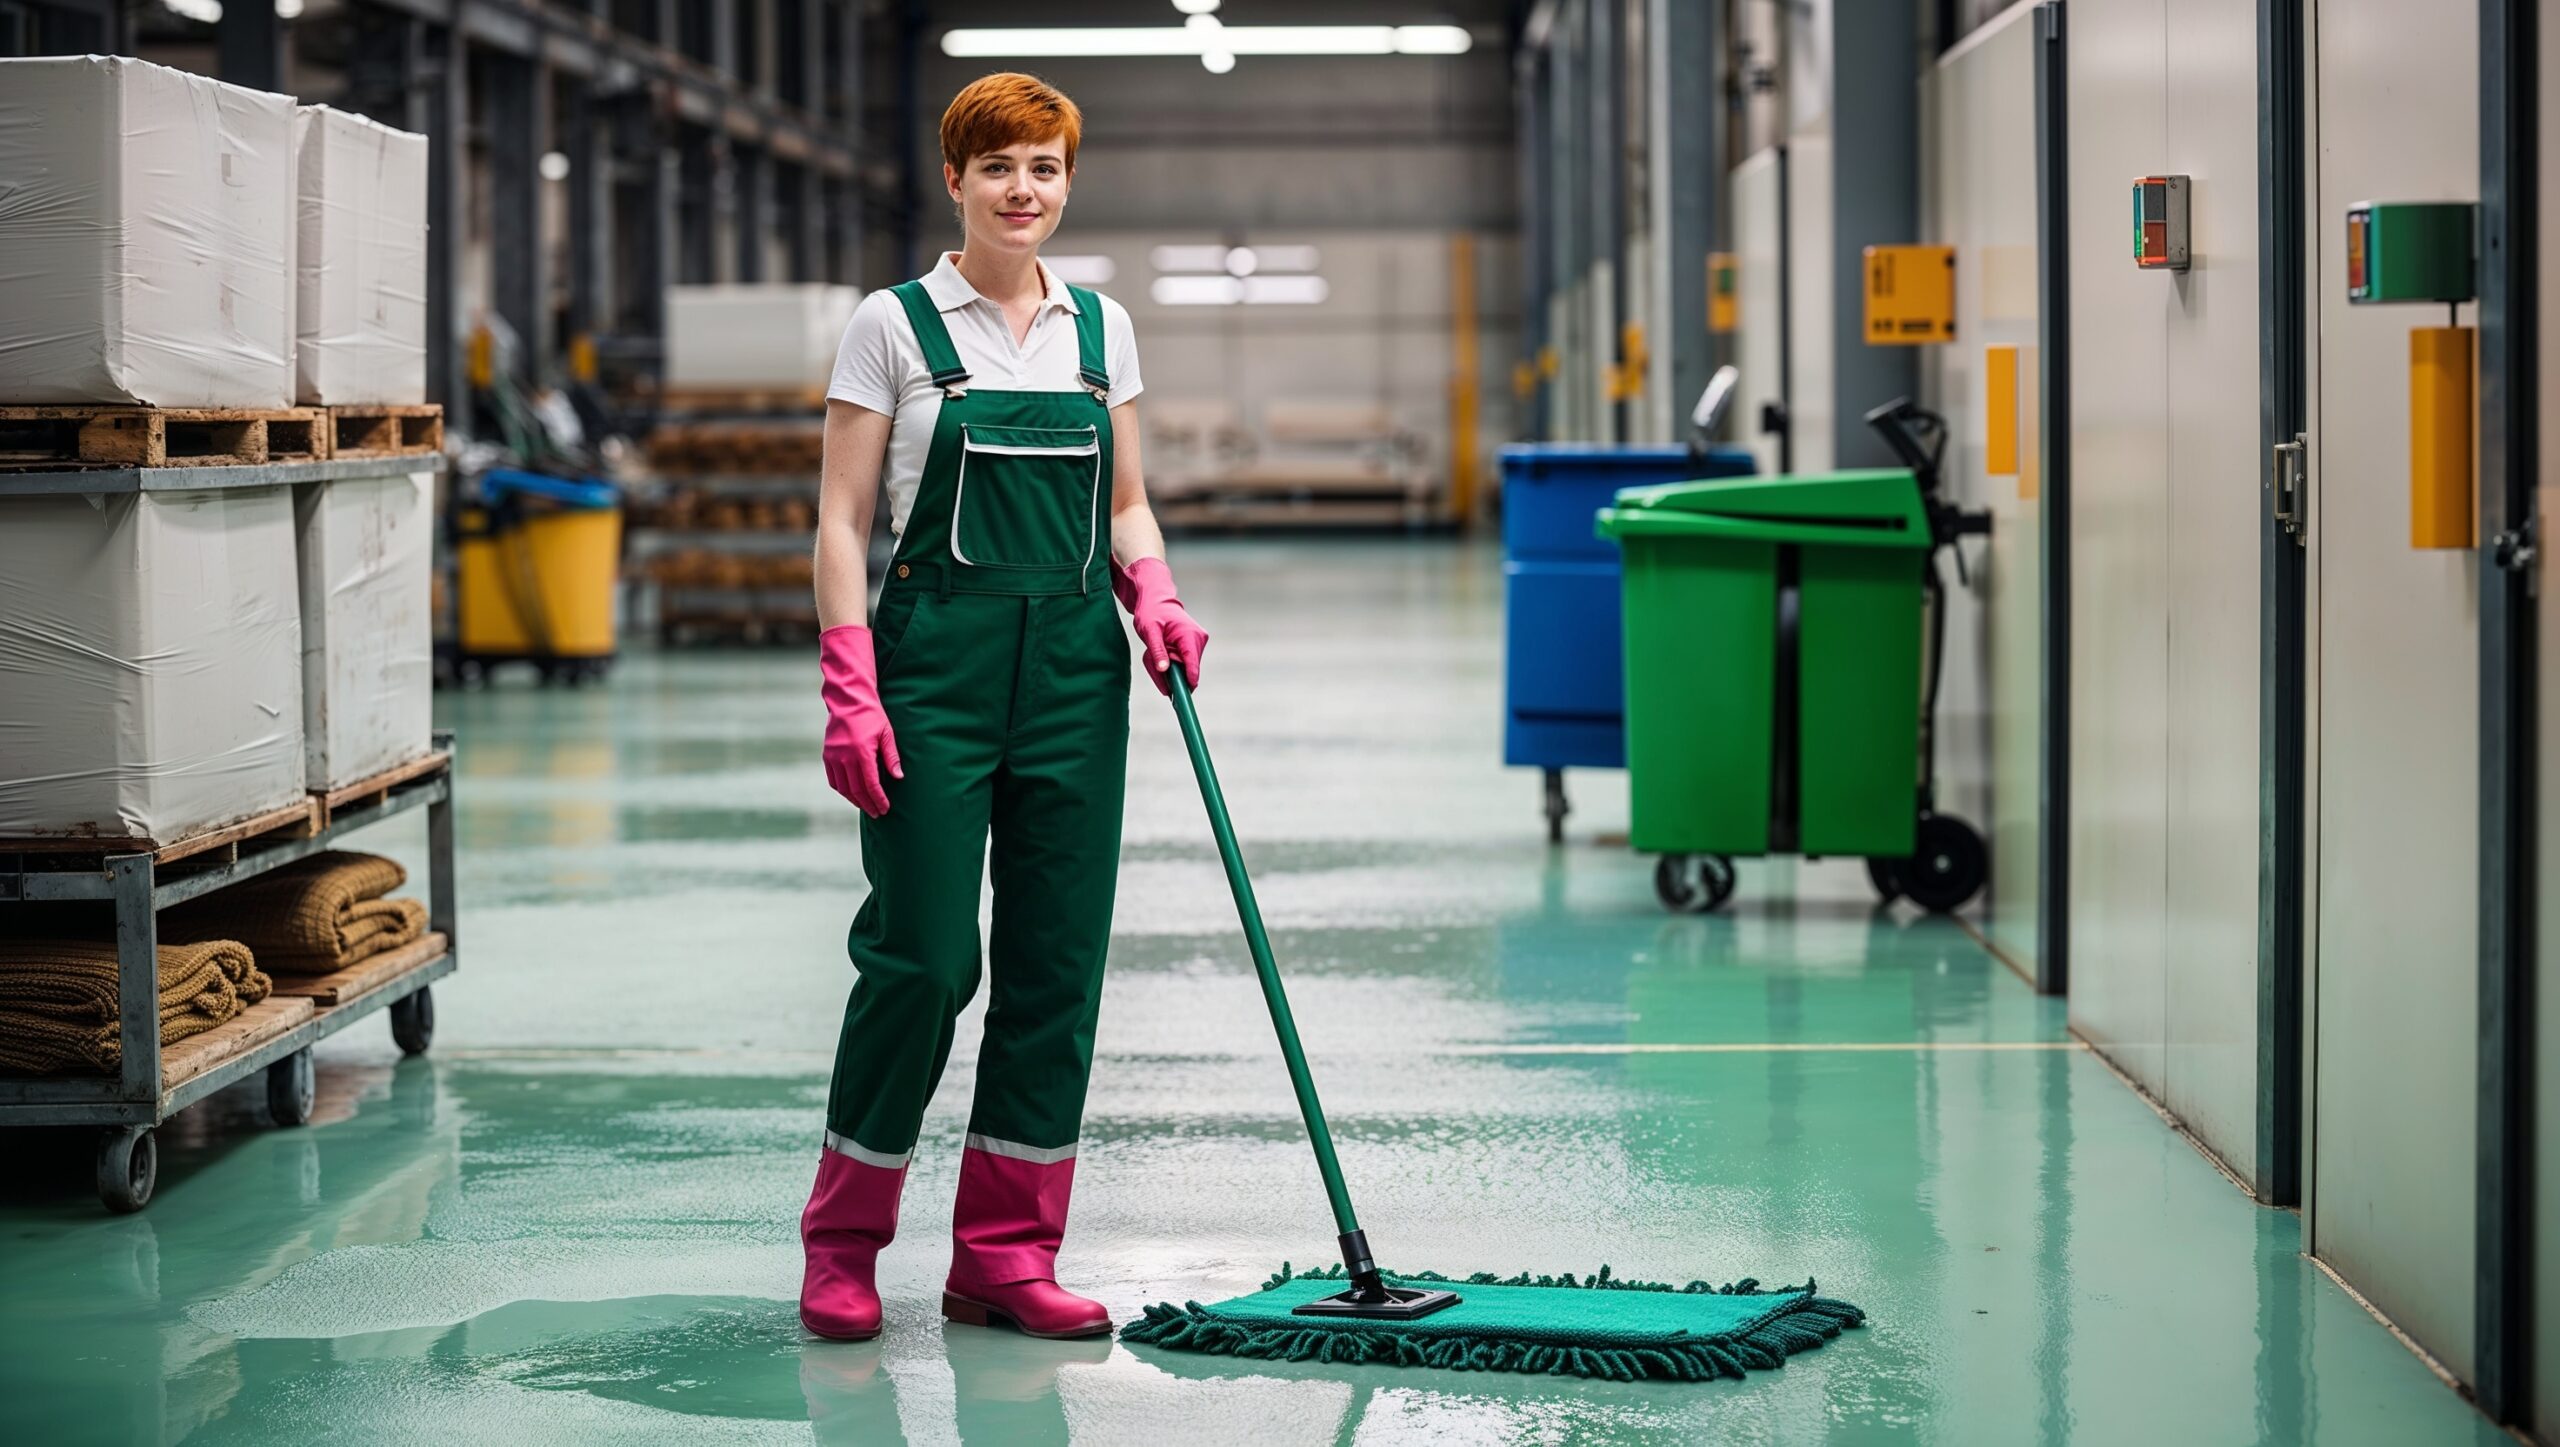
1119, 1264, 1866, 1382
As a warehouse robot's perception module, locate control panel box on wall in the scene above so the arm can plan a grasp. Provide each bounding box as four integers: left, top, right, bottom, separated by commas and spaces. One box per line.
2345, 201, 2475, 303
1862, 245, 1955, 345
2133, 176, 2190, 270
1707, 253, 1738, 334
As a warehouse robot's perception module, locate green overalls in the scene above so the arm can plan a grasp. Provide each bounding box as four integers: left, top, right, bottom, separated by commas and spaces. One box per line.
824, 279, 1130, 1170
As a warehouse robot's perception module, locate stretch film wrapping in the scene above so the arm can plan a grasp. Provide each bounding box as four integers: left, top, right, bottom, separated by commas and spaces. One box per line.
293, 105, 428, 405
0, 56, 296, 407
296, 475, 434, 790
0, 488, 307, 843
666, 284, 861, 392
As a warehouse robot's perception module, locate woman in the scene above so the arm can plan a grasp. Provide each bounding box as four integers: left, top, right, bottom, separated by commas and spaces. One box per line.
799, 72, 1208, 1343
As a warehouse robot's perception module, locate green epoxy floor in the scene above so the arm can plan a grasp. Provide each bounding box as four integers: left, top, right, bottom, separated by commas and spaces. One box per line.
0, 541, 2502, 1445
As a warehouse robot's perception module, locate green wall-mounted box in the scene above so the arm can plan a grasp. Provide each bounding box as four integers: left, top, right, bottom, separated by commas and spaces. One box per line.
2345, 201, 2476, 303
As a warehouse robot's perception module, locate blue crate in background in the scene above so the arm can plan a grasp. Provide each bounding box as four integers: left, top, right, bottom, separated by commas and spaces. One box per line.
1501, 444, 1756, 776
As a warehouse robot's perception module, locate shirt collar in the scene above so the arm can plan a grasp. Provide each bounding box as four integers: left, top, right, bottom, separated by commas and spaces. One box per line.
922, 252, 1081, 315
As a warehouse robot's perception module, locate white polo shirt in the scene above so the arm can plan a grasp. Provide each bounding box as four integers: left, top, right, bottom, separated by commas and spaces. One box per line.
827, 251, 1144, 537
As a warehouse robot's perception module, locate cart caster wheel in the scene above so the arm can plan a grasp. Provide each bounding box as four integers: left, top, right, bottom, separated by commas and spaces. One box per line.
97, 1126, 156, 1214
1654, 854, 1737, 913
267, 1047, 316, 1126
1866, 856, 1905, 904
391, 986, 435, 1057
1898, 814, 1989, 914
1542, 769, 1569, 846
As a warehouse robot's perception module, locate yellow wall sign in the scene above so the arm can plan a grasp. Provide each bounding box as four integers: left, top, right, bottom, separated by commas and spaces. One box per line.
1707, 252, 1739, 333
1863, 244, 1956, 345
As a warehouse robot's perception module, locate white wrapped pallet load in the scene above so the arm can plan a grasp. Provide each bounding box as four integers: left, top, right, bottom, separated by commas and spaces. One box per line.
293, 106, 429, 405
0, 489, 306, 845
296, 474, 433, 790
0, 56, 295, 408
664, 284, 860, 394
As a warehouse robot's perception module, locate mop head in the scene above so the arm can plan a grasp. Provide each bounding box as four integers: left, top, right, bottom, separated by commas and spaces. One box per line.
1120, 1264, 1864, 1382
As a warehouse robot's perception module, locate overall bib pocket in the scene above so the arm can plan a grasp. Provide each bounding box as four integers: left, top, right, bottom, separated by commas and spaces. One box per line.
950, 424, 1101, 570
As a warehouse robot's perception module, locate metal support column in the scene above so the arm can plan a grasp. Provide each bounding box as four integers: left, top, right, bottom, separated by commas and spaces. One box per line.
2475, 0, 2539, 1421
2032, 2, 2071, 996
217, 0, 283, 93
565, 76, 613, 363
736, 145, 770, 283
425, 22, 467, 414
2254, 0, 2307, 1202
1656, 0, 1718, 428
488, 50, 550, 381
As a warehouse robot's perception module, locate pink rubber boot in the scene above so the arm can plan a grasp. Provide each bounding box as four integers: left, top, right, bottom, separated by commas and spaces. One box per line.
943, 1143, 1111, 1339
801, 1145, 907, 1340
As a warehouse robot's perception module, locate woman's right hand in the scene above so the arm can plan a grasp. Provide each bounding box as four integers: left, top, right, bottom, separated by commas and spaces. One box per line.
820, 625, 903, 816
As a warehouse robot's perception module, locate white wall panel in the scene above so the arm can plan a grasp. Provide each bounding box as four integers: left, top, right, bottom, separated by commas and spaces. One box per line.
2307, 0, 2481, 1382
1733, 148, 1788, 475
2065, 0, 2173, 1094
1925, 3, 2039, 961
2157, 0, 2266, 1185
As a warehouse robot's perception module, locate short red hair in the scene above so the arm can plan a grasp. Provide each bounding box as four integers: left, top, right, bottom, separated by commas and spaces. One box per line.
940, 72, 1082, 171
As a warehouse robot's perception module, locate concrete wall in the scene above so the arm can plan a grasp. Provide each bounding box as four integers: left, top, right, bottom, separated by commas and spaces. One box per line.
1922, 1, 2040, 967
2062, 0, 2263, 1180
2305, 0, 2482, 1383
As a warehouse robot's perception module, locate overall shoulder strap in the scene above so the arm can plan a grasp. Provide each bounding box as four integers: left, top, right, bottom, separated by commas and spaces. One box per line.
889, 280, 970, 389
1066, 285, 1111, 398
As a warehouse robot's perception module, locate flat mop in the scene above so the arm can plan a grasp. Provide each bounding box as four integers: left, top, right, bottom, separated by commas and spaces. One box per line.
1120, 672, 1866, 1381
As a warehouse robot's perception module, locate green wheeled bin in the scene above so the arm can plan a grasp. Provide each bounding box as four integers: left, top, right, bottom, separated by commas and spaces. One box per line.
1595, 420, 1989, 915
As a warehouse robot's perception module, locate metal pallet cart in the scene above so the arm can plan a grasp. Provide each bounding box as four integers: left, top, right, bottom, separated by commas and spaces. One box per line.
0, 457, 458, 1213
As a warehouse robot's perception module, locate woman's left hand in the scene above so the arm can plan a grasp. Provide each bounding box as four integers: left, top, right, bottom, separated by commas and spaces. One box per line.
1112, 557, 1208, 695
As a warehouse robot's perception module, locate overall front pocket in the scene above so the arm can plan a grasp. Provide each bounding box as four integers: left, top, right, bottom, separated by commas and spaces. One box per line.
950, 424, 1101, 570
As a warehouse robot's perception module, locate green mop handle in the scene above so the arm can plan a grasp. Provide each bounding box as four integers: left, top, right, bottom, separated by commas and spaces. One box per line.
1165, 669, 1364, 1242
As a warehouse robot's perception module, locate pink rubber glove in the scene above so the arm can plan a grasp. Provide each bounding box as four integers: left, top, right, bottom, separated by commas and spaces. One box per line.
820, 625, 902, 816
1112, 557, 1208, 696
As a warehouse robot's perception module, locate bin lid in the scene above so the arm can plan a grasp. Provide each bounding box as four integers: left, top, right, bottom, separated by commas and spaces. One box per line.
1500, 442, 1756, 476
1594, 468, 1928, 548
482, 468, 620, 509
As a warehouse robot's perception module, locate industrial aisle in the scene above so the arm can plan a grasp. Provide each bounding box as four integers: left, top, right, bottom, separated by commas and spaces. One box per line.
0, 542, 2502, 1444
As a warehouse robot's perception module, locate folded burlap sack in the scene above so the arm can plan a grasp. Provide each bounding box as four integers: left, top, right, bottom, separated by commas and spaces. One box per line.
162, 851, 425, 974
0, 938, 269, 1074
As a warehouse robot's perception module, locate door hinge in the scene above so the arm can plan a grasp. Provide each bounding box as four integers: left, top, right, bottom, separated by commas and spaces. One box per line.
2269, 435, 2307, 541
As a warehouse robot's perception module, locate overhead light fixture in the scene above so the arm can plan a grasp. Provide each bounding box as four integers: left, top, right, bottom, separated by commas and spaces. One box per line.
1150, 274, 1330, 306
1153, 244, 1322, 275
1202, 50, 1237, 73
164, 0, 222, 20
1171, 0, 1221, 11
1044, 254, 1119, 285
538, 151, 572, 182
941, 25, 1475, 59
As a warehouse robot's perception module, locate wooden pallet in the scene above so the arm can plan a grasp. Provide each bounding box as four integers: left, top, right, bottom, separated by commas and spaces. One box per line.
268, 933, 448, 1008
326, 404, 443, 459
0, 797, 322, 866
0, 405, 328, 470
161, 996, 316, 1091
310, 751, 452, 832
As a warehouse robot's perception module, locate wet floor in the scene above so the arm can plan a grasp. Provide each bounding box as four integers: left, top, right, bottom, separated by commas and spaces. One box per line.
0, 541, 2502, 1444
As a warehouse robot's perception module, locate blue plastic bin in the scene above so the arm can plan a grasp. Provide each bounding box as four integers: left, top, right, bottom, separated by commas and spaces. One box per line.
1501, 443, 1755, 836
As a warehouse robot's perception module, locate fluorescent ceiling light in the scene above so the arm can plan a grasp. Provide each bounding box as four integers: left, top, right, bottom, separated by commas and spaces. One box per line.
165, 0, 222, 20
942, 25, 1474, 59
1202, 50, 1236, 73
1044, 254, 1118, 285
1150, 274, 1330, 306
1242, 274, 1329, 304
1153, 244, 1321, 275
1171, 0, 1221, 11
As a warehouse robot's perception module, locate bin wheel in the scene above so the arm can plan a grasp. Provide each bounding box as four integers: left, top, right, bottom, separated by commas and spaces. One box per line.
1654, 854, 1737, 913
267, 1047, 316, 1126
391, 986, 436, 1057
1542, 770, 1568, 846
97, 1126, 156, 1214
1866, 857, 1905, 904
1899, 814, 1989, 914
